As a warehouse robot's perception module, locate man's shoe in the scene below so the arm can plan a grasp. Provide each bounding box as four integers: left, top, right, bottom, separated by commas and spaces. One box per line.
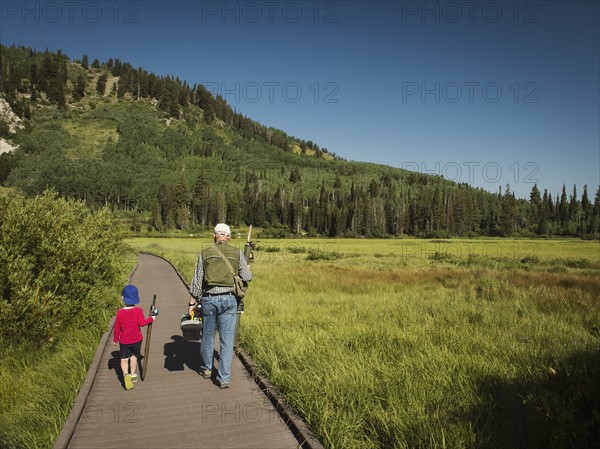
201, 369, 211, 379
124, 374, 134, 390
219, 382, 230, 389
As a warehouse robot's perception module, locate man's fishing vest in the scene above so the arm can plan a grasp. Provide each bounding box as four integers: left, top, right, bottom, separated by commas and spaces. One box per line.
201, 243, 240, 288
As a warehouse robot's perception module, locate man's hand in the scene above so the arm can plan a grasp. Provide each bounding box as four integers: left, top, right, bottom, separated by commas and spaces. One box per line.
188, 297, 197, 314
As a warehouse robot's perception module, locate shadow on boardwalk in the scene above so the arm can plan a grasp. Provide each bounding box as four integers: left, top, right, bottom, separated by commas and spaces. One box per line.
163, 336, 202, 372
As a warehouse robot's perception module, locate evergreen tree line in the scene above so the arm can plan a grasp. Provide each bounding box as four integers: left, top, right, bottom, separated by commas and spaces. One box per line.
151, 169, 600, 238
1, 45, 599, 238
7, 100, 598, 238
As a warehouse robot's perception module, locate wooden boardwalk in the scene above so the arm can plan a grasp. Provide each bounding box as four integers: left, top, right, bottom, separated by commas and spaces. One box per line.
54, 254, 314, 449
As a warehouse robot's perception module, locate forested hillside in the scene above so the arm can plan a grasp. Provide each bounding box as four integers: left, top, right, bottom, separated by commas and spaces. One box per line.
1, 45, 599, 238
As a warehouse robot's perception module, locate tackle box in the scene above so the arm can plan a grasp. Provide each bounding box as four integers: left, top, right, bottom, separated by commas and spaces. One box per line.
181, 313, 202, 341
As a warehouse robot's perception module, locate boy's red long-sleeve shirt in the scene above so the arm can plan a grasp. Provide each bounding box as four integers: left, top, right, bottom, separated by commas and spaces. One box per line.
113, 306, 154, 344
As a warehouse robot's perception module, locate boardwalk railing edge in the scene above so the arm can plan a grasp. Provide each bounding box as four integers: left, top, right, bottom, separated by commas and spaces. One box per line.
149, 252, 326, 449
52, 260, 140, 449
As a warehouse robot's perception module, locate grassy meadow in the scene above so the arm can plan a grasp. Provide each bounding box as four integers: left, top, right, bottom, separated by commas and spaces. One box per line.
129, 237, 600, 449
0, 311, 116, 449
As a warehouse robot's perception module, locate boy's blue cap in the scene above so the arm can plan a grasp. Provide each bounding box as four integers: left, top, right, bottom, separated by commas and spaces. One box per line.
122, 285, 140, 305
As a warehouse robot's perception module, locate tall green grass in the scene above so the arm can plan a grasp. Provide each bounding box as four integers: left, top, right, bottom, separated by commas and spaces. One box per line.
130, 237, 600, 448
241, 265, 599, 448
0, 310, 115, 449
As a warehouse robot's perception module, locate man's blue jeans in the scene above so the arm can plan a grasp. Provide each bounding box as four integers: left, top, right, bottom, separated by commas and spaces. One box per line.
200, 294, 237, 384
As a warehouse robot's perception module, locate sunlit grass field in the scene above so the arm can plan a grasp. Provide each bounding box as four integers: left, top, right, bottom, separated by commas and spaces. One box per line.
128, 237, 600, 449
0, 314, 115, 449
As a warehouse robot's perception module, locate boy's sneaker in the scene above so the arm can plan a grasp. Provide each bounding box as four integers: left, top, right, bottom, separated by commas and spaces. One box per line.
124, 374, 134, 390
219, 382, 230, 389
131, 374, 138, 383
201, 369, 211, 379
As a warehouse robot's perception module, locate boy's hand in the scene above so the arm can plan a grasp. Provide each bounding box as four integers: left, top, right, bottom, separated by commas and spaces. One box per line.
113, 341, 117, 346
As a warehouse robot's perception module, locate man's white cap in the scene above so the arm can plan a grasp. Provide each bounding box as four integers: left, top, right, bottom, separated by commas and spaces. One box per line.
214, 223, 231, 236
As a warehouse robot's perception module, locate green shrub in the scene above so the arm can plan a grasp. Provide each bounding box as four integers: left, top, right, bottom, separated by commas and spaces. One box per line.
521, 255, 540, 265
262, 245, 281, 253
562, 258, 592, 269
429, 251, 458, 264
306, 248, 342, 261
286, 245, 307, 254
0, 191, 129, 343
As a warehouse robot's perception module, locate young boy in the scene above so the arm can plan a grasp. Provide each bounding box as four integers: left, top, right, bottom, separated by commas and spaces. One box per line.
113, 285, 157, 390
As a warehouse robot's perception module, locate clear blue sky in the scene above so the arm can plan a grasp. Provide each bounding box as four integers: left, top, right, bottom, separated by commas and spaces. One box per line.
1, 0, 598, 199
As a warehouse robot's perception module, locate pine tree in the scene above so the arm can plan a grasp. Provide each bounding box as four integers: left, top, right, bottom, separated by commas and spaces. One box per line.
580, 185, 592, 235
569, 185, 578, 217
431, 184, 444, 232
96, 73, 108, 96
290, 188, 305, 234
558, 184, 568, 232
529, 184, 541, 229
192, 170, 210, 227
54, 81, 66, 109
500, 184, 516, 236
117, 77, 127, 99
289, 166, 301, 183
547, 193, 555, 223
568, 184, 579, 235
157, 184, 176, 230
538, 189, 549, 235
111, 59, 122, 76
592, 186, 600, 235
73, 73, 86, 100
227, 190, 242, 226
174, 175, 190, 229
0, 153, 11, 184
317, 182, 330, 234
30, 61, 39, 88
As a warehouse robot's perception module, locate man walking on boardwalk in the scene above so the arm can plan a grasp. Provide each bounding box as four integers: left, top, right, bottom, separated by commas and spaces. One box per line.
188, 223, 252, 389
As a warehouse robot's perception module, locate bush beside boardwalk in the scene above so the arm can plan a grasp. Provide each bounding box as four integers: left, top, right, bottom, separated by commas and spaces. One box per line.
132, 236, 600, 449
0, 192, 132, 449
